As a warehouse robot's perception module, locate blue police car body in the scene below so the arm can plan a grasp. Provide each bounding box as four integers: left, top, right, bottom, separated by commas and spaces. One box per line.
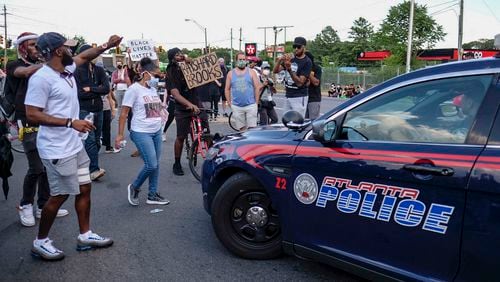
201, 56, 500, 281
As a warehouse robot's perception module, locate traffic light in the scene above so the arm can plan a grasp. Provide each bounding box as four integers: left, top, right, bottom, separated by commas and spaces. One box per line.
6, 39, 12, 48
0, 35, 3, 45
116, 46, 121, 54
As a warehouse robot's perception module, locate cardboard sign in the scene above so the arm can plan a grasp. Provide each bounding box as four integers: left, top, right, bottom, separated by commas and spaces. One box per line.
127, 39, 158, 61
179, 52, 223, 89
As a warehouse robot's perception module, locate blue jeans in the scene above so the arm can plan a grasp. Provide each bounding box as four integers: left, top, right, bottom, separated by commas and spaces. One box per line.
130, 130, 162, 197
79, 110, 103, 173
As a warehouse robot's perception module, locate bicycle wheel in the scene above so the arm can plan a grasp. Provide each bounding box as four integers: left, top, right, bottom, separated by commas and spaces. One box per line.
228, 112, 239, 131
188, 135, 213, 182
8, 123, 24, 153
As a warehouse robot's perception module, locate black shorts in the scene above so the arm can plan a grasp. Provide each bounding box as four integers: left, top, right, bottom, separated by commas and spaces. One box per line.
175, 111, 191, 138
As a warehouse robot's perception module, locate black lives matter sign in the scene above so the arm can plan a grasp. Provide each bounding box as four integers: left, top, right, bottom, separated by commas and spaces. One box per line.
179, 52, 223, 89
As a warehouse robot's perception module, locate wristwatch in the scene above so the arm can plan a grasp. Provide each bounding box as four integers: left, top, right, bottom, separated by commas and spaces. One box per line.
65, 118, 73, 128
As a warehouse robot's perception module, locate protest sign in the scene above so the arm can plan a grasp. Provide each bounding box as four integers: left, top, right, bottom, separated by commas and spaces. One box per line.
179, 52, 223, 89
127, 39, 158, 61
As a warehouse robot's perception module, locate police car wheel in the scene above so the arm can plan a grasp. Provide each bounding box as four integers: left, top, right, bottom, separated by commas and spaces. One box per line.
211, 172, 282, 259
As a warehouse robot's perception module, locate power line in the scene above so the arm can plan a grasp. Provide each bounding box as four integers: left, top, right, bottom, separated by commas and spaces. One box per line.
481, 0, 500, 23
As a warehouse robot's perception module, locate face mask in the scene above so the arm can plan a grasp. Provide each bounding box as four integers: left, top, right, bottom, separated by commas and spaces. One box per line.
117, 65, 123, 69
262, 69, 270, 76
145, 72, 159, 88
61, 51, 73, 66
236, 60, 247, 69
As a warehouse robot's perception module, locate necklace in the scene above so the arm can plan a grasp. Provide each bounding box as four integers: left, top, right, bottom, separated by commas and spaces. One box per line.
60, 71, 74, 88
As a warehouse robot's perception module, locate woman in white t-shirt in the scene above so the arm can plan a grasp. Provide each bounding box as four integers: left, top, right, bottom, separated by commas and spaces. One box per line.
115, 57, 169, 206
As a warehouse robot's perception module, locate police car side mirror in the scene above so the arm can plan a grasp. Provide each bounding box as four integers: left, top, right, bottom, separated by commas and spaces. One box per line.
312, 119, 337, 143
282, 110, 310, 130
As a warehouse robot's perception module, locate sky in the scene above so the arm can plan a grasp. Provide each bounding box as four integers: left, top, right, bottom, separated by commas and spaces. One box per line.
4, 0, 500, 52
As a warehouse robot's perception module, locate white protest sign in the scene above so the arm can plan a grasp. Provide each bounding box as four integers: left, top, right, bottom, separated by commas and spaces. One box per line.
127, 39, 158, 61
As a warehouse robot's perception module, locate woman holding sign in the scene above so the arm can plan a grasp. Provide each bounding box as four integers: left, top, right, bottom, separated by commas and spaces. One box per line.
115, 57, 169, 206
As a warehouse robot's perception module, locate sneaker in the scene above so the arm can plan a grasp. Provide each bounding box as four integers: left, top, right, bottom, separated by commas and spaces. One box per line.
76, 231, 113, 251
90, 168, 106, 181
162, 133, 167, 142
105, 147, 121, 154
146, 193, 170, 205
127, 184, 139, 206
18, 204, 35, 227
173, 163, 184, 176
31, 238, 65, 260
35, 208, 69, 219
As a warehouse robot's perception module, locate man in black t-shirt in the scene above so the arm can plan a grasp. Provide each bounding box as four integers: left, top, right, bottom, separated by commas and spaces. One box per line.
6, 32, 69, 227
305, 51, 322, 120
166, 47, 201, 176
273, 36, 312, 117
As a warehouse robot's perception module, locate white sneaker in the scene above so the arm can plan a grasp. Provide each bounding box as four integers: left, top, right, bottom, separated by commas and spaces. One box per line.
77, 231, 113, 251
90, 168, 106, 181
162, 133, 167, 142
35, 208, 69, 219
31, 238, 64, 260
105, 147, 121, 154
18, 204, 35, 227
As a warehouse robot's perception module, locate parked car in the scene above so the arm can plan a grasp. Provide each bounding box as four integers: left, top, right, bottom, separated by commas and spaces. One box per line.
201, 53, 500, 281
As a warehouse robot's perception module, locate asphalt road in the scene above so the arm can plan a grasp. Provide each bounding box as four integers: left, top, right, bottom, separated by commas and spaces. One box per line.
0, 95, 358, 281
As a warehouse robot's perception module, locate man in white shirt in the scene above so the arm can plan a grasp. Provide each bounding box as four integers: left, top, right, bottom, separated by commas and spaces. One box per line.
25, 32, 121, 261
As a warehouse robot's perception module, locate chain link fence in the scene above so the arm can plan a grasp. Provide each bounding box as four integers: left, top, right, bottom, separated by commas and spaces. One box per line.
320, 65, 407, 91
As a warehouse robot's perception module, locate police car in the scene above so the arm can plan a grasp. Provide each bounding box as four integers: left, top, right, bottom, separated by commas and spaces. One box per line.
201, 45, 500, 281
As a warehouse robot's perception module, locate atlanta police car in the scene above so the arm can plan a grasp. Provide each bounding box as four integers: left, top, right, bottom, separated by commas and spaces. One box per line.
201, 52, 500, 281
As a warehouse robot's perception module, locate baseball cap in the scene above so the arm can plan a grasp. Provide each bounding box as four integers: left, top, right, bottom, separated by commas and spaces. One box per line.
37, 32, 78, 56
261, 61, 271, 69
292, 36, 307, 48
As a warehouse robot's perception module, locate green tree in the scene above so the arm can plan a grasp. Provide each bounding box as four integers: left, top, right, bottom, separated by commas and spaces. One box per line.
374, 1, 446, 65
309, 26, 342, 65
463, 39, 495, 49
72, 35, 87, 49
349, 17, 375, 49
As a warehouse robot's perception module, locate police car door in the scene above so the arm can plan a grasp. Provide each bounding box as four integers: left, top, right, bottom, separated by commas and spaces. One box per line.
291, 74, 495, 280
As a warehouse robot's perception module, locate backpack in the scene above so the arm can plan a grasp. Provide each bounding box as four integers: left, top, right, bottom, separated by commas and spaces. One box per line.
0, 122, 13, 199
0, 77, 15, 120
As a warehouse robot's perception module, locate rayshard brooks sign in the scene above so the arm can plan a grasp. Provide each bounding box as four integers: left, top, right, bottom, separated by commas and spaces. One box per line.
127, 39, 158, 61
179, 52, 223, 89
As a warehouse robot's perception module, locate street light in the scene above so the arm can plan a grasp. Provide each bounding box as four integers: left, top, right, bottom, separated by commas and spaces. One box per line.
185, 18, 208, 54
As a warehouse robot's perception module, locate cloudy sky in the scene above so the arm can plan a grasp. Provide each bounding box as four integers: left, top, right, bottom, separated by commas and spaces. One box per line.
4, 0, 500, 51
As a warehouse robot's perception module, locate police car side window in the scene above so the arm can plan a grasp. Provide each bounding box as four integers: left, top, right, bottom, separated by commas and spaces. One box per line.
340, 75, 493, 144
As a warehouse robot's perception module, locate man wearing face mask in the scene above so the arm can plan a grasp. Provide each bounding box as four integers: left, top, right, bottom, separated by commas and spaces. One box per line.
258, 62, 278, 125
111, 61, 131, 107
74, 44, 110, 181
6, 32, 70, 227
225, 52, 261, 131
25, 32, 121, 260
166, 47, 204, 176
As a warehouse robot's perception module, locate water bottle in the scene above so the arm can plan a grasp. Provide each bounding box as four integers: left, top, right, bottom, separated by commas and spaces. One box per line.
79, 112, 94, 140
119, 140, 127, 148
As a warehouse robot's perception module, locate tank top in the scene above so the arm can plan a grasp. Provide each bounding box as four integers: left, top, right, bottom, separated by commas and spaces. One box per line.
230, 68, 255, 107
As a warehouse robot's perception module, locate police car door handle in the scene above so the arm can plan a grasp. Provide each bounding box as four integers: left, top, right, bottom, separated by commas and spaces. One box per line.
403, 164, 455, 176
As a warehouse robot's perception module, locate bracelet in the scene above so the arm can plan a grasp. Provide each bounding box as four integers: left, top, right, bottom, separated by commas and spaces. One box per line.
65, 118, 72, 128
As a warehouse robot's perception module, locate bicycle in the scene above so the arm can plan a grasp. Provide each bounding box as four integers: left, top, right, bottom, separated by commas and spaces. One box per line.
185, 109, 213, 182
0, 112, 24, 153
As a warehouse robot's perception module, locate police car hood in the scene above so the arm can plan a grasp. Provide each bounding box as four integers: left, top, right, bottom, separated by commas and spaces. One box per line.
218, 124, 297, 142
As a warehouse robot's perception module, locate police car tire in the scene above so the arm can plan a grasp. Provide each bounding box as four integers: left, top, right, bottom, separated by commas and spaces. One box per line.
211, 172, 283, 259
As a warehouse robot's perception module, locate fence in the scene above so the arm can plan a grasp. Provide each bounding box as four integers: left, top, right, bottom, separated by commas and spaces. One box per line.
320, 65, 408, 91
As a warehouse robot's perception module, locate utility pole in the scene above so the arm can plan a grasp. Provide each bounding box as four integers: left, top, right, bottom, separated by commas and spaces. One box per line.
239, 27, 242, 51
230, 28, 233, 69
405, 0, 415, 73
257, 27, 269, 50
258, 25, 293, 61
3, 5, 7, 71
457, 0, 464, 61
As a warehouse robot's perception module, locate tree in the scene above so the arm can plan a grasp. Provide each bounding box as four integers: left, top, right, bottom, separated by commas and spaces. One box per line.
72, 35, 87, 48
374, 1, 446, 65
309, 26, 342, 65
463, 39, 495, 49
349, 17, 375, 48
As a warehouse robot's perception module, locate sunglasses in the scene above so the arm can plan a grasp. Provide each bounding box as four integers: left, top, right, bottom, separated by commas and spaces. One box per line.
293, 45, 303, 49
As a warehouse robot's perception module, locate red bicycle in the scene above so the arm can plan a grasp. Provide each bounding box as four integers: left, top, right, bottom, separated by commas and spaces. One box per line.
186, 109, 213, 182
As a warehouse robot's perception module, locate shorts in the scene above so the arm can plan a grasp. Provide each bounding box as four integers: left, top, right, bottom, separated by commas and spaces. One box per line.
41, 148, 91, 196
231, 104, 258, 130
175, 110, 192, 138
285, 96, 308, 118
